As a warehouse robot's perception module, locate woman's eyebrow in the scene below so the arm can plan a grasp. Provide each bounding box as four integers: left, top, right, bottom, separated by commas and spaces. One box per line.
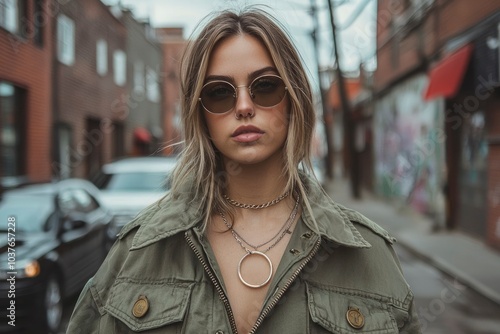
249, 66, 278, 79
204, 66, 278, 83
204, 74, 234, 82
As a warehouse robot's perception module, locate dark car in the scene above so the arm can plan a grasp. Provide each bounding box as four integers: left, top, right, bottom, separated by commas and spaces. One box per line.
0, 179, 112, 334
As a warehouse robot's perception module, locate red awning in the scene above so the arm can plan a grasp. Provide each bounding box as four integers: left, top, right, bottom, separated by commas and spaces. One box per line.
423, 44, 474, 101
134, 127, 151, 143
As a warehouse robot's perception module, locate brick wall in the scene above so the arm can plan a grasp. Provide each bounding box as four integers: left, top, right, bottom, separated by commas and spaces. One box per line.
0, 0, 53, 182
157, 28, 186, 155
375, 0, 500, 92
55, 0, 127, 178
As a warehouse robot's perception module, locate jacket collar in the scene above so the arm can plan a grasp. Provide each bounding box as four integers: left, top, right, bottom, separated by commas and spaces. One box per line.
123, 173, 371, 250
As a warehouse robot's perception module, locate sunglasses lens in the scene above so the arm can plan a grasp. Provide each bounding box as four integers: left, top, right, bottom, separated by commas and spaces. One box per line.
200, 81, 235, 114
251, 76, 286, 108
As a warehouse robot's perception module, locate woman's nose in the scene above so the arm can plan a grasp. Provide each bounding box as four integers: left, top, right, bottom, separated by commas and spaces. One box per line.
234, 87, 255, 119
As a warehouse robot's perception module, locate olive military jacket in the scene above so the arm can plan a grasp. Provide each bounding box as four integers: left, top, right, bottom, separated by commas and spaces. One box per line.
67, 176, 421, 334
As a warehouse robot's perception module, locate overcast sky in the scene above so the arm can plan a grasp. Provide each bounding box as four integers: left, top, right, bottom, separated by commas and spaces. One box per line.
101, 0, 377, 91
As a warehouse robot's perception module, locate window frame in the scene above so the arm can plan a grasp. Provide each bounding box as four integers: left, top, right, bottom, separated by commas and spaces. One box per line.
0, 0, 19, 34
57, 14, 75, 66
96, 38, 108, 76
113, 50, 127, 86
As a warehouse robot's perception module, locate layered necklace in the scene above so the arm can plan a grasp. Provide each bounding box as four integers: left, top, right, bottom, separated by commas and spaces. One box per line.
219, 191, 300, 288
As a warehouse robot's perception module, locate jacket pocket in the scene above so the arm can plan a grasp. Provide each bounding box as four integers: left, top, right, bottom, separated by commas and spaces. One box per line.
306, 282, 398, 334
104, 279, 194, 333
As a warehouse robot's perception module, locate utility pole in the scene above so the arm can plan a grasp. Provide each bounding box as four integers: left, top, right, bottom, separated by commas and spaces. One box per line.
309, 0, 334, 180
327, 0, 361, 198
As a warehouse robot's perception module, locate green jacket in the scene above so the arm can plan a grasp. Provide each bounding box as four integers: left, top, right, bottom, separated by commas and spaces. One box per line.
67, 177, 421, 333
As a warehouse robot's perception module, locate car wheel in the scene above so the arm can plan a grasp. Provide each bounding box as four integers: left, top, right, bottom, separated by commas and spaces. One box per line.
44, 275, 63, 333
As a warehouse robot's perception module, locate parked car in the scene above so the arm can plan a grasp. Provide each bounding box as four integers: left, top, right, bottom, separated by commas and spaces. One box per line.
0, 178, 112, 334
92, 156, 177, 245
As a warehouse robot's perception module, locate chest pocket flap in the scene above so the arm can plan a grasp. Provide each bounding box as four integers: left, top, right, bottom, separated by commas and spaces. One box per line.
104, 279, 194, 332
306, 282, 398, 334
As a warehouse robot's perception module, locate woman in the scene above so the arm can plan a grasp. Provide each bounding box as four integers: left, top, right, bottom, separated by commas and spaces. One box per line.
68, 8, 421, 333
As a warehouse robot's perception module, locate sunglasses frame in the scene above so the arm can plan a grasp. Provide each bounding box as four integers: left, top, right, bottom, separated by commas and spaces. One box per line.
199, 74, 288, 115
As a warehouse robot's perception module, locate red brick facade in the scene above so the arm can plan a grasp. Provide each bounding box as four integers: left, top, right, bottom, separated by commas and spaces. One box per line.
156, 27, 186, 155
376, 0, 500, 92
54, 0, 127, 178
0, 0, 54, 182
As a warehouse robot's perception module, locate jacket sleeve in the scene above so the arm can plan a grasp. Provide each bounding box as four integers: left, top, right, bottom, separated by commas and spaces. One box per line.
66, 278, 101, 334
400, 298, 422, 334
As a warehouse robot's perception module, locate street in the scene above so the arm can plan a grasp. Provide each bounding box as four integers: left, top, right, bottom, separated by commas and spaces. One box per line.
397, 244, 500, 334
59, 243, 500, 334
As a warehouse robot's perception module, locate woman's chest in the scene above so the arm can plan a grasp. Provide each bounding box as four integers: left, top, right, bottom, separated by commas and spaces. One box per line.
206, 227, 293, 333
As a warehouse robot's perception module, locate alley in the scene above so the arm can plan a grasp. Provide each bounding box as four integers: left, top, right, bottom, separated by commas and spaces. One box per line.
397, 244, 500, 334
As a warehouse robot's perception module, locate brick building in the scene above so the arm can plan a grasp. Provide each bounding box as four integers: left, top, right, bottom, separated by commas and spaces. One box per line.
375, 0, 500, 249
156, 27, 186, 155
119, 9, 163, 156
0, 0, 54, 185
52, 0, 127, 179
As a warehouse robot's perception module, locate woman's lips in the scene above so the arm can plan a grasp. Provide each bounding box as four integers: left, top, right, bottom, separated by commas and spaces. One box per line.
232, 132, 264, 142
231, 125, 264, 143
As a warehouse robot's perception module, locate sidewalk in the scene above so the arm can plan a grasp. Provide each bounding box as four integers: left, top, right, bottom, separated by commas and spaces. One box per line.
325, 177, 500, 306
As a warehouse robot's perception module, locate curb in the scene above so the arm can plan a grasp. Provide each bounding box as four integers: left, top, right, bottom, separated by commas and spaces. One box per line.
395, 234, 500, 307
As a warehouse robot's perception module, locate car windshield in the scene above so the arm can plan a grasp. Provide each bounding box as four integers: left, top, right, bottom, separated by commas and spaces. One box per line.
96, 172, 169, 192
0, 195, 55, 232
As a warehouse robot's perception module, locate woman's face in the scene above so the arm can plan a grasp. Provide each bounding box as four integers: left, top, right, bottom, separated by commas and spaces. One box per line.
202, 34, 289, 167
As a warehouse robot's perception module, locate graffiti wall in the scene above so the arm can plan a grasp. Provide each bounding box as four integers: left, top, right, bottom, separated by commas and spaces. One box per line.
374, 74, 445, 216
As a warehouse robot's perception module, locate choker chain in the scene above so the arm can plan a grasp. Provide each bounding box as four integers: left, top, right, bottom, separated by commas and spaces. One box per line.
223, 190, 290, 209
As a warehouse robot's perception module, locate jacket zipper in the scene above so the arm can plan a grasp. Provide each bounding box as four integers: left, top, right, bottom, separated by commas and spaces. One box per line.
248, 237, 322, 334
185, 232, 239, 334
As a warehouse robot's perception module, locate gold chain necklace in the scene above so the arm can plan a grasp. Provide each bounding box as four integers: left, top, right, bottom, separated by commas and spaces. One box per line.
218, 194, 300, 288
223, 190, 290, 209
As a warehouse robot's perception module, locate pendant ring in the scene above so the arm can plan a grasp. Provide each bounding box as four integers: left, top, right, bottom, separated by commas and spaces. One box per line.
237, 251, 273, 288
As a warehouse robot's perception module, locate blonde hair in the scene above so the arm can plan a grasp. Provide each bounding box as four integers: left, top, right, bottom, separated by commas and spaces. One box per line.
169, 8, 317, 229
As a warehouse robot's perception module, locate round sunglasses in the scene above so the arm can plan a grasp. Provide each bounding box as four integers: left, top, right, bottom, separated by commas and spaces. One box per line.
199, 74, 288, 114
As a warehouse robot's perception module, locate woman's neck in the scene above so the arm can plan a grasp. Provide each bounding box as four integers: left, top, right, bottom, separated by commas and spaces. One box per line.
222, 157, 288, 205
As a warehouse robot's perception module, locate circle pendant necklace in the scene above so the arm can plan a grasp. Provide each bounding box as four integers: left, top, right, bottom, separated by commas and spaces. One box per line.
218, 193, 300, 288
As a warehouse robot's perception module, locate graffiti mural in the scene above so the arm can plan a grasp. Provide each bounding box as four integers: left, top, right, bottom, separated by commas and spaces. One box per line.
374, 74, 445, 216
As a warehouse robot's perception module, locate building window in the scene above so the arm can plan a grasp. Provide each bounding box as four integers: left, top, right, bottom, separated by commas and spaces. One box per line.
146, 66, 160, 103
0, 81, 26, 177
134, 61, 145, 94
0, 0, 19, 33
57, 14, 75, 66
113, 50, 126, 86
33, 0, 44, 46
96, 39, 108, 76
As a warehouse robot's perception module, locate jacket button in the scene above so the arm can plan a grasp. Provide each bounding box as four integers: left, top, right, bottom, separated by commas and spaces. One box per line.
289, 248, 301, 255
346, 307, 364, 329
132, 295, 149, 318
215, 331, 224, 334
